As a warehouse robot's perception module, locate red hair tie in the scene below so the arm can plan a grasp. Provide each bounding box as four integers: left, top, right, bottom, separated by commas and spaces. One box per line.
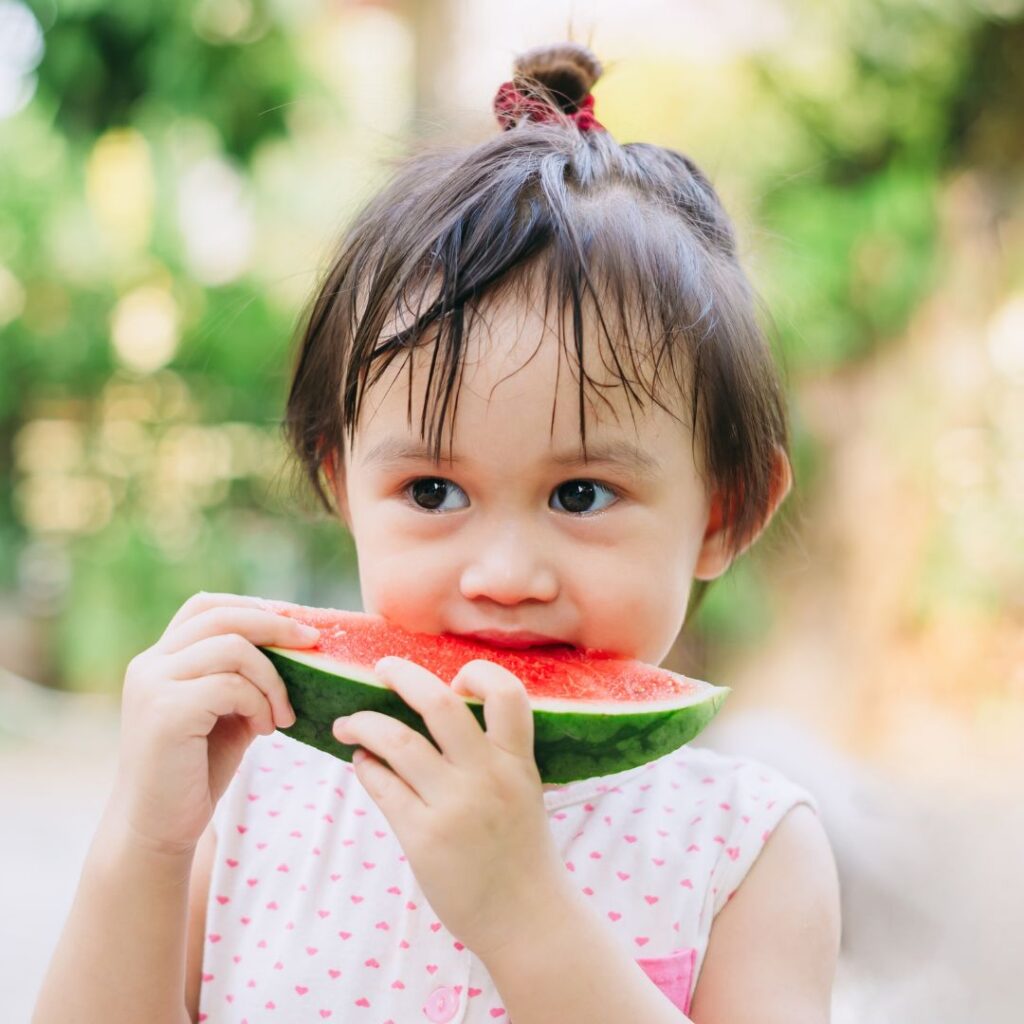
493, 80, 605, 133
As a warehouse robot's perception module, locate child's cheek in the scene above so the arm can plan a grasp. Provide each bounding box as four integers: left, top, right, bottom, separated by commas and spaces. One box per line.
363, 564, 451, 636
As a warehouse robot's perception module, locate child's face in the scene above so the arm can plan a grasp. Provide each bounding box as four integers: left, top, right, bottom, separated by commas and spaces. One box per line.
325, 292, 735, 666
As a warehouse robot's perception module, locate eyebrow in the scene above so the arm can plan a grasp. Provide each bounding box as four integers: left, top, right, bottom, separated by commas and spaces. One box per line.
361, 436, 662, 478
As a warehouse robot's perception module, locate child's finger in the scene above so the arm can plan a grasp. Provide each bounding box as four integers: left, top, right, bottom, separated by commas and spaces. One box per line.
166, 634, 298, 729
450, 660, 535, 759
334, 711, 445, 805
162, 591, 263, 636
373, 657, 491, 766
184, 671, 278, 737
157, 606, 319, 656
350, 748, 423, 830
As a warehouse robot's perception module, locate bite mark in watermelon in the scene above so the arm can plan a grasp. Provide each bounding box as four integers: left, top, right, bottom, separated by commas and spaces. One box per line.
256, 600, 730, 784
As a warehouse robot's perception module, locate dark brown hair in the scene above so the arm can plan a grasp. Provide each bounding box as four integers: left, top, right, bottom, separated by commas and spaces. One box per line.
283, 42, 790, 616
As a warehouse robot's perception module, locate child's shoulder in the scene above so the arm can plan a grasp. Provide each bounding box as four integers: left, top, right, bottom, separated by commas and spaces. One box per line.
649, 742, 820, 810
672, 745, 822, 915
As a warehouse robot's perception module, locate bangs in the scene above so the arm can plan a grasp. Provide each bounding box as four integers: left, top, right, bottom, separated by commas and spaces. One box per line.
344, 183, 728, 481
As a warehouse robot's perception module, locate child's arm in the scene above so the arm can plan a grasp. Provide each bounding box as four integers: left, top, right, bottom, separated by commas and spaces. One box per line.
32, 592, 319, 1024
32, 801, 196, 1024
184, 822, 218, 1022
482, 804, 841, 1024
687, 804, 841, 1022
482, 884, 706, 1023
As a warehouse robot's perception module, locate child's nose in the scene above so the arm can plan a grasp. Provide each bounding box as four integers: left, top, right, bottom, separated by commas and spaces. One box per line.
458, 526, 559, 605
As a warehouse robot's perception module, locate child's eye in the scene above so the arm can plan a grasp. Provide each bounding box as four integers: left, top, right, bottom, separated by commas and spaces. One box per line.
405, 477, 469, 512
550, 480, 618, 515
403, 475, 614, 516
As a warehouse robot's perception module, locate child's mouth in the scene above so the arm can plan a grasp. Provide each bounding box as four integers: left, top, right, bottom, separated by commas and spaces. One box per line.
452, 630, 576, 651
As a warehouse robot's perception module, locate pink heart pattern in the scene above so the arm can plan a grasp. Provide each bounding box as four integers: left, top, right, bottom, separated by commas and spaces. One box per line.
196, 732, 818, 1020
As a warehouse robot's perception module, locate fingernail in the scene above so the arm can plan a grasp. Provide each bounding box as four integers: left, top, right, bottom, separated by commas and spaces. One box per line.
300, 624, 320, 637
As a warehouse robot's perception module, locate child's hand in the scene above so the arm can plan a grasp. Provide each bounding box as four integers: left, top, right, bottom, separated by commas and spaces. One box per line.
107, 592, 320, 855
333, 656, 575, 962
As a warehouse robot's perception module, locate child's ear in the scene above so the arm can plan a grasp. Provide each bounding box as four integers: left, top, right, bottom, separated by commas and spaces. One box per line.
322, 449, 352, 529
693, 445, 793, 581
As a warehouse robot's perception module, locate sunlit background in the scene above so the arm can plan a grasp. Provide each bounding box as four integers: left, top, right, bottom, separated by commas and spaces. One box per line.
2, 1, 1022, 1020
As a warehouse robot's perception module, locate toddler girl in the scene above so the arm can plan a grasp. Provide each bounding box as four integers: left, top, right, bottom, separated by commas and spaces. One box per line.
34, 42, 840, 1024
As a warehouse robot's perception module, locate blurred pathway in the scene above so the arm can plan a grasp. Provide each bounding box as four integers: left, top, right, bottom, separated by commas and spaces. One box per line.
1, 668, 121, 1024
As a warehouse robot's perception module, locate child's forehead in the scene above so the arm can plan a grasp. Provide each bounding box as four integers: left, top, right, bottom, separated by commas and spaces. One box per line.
351, 288, 693, 467
371, 279, 678, 409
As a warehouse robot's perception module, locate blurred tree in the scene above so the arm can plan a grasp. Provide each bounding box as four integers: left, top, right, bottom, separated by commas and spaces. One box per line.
26, 0, 305, 159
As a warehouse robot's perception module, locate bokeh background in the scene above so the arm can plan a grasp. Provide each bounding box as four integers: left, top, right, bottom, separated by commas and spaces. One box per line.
2, 1, 1021, 1021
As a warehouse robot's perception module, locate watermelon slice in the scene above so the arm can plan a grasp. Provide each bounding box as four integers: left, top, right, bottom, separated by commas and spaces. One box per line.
256, 600, 730, 784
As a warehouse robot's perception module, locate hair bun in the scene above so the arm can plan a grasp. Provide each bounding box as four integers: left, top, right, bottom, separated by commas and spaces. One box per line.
512, 43, 603, 112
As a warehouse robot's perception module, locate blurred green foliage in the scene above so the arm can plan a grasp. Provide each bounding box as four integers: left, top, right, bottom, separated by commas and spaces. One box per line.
0, 0, 1020, 690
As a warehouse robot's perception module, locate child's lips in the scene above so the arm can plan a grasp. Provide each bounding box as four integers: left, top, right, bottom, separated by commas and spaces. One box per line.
454, 630, 574, 650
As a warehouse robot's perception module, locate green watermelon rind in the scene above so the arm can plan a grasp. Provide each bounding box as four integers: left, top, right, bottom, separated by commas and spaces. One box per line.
260, 646, 731, 784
